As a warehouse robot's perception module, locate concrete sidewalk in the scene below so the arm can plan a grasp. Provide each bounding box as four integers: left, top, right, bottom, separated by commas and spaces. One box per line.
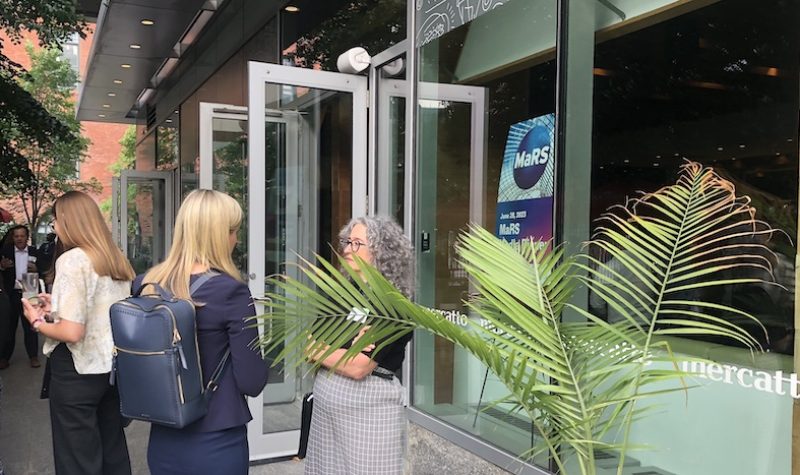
0, 325, 303, 474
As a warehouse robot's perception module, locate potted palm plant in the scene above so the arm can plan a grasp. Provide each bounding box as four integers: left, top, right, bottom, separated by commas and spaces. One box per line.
257, 162, 779, 475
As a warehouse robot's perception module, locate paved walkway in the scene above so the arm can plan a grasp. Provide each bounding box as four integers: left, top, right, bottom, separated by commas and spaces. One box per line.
0, 326, 304, 474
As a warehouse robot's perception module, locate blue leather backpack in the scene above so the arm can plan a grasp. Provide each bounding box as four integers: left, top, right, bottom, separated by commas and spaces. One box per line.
109, 272, 228, 428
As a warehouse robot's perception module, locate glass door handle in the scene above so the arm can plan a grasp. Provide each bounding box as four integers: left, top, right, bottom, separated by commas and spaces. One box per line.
261, 295, 273, 359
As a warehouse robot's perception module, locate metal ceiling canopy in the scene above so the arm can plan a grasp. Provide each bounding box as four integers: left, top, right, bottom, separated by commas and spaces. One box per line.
77, 0, 217, 123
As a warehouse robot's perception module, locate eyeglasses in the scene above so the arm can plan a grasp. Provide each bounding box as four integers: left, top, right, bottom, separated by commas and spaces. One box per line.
339, 238, 365, 253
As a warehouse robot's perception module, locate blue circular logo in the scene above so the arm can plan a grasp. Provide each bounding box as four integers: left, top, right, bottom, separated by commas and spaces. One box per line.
513, 126, 551, 189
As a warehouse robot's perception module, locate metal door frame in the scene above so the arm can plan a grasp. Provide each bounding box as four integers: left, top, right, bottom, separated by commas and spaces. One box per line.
199, 102, 249, 190
376, 79, 488, 227
246, 61, 368, 461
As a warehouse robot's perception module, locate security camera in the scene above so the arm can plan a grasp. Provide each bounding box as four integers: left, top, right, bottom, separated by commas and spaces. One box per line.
337, 47, 371, 74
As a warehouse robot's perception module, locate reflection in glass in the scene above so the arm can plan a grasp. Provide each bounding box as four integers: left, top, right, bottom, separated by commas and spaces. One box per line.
377, 54, 407, 225
211, 118, 248, 275
156, 123, 179, 171
125, 181, 167, 275
388, 96, 405, 225
412, 0, 557, 465
590, 0, 798, 357
260, 82, 353, 435
280, 0, 405, 71
586, 3, 798, 474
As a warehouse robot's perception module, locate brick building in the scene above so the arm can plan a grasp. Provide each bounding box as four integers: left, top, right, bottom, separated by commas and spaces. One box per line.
1, 25, 126, 230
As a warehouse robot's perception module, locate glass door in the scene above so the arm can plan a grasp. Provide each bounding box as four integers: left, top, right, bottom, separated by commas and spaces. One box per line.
410, 82, 493, 442
372, 46, 408, 225
375, 76, 487, 229
199, 102, 300, 404
118, 171, 175, 275
246, 62, 368, 460
200, 103, 251, 276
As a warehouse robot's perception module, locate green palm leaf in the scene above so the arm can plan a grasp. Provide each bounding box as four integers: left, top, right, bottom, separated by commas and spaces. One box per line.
581, 162, 778, 472
253, 162, 775, 475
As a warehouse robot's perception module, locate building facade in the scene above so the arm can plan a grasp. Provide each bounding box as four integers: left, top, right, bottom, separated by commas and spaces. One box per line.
77, 1, 798, 473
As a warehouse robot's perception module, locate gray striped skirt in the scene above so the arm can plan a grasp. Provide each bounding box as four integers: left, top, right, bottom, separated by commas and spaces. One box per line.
304, 369, 407, 475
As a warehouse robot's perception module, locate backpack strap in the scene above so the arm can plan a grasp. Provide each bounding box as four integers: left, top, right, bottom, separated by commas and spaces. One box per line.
189, 270, 231, 398
189, 270, 220, 296
204, 349, 231, 397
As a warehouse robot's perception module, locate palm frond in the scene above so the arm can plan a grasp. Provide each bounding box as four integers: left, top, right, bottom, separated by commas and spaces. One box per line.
253, 161, 775, 475
582, 162, 777, 471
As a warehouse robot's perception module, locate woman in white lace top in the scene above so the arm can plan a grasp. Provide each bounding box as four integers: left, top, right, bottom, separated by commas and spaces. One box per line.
22, 191, 134, 475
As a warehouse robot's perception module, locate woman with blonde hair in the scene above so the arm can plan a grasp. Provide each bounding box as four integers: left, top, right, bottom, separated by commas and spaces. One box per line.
135, 189, 268, 475
22, 191, 135, 475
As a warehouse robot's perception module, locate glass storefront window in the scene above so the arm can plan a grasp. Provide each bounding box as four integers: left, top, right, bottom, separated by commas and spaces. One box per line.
587, 1, 798, 474
156, 112, 179, 171
413, 0, 557, 467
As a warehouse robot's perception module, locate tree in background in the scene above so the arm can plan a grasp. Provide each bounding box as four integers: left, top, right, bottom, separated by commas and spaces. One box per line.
100, 125, 136, 220
0, 44, 95, 243
0, 0, 85, 189
109, 125, 137, 176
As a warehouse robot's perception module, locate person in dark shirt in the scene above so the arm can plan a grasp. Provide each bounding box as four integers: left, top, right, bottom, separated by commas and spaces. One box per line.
134, 189, 268, 475
37, 232, 57, 278
304, 216, 414, 475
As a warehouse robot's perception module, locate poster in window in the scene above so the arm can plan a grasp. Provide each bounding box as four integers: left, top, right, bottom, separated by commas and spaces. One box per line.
495, 114, 555, 245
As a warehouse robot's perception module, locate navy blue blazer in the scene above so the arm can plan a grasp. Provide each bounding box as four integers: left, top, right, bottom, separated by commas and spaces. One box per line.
134, 271, 269, 432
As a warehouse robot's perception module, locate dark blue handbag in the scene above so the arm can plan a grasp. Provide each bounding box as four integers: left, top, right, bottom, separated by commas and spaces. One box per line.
109, 272, 228, 428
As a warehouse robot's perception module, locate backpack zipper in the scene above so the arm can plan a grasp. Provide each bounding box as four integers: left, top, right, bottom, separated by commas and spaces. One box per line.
114, 347, 166, 356
112, 346, 186, 404
156, 304, 188, 370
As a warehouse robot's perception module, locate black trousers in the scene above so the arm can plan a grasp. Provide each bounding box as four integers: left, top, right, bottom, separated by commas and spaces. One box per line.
0, 290, 38, 360
49, 344, 131, 475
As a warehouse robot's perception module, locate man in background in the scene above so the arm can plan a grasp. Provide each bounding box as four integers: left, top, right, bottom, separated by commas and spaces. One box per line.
0, 226, 42, 369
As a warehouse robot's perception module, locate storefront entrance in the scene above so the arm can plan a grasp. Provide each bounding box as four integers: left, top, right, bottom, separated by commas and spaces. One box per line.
191, 66, 367, 459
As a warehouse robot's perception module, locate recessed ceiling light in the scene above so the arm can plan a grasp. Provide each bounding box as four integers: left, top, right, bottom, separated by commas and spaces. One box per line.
166, 119, 173, 123
121, 64, 131, 69
102, 104, 111, 108
716, 146, 723, 151
739, 144, 746, 149
653, 163, 660, 167
107, 92, 116, 97
130, 44, 142, 49
113, 79, 123, 84
141, 19, 155, 25
98, 114, 106, 118
284, 5, 300, 12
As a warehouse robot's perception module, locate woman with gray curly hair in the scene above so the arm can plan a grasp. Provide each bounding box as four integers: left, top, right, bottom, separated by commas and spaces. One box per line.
304, 215, 413, 475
